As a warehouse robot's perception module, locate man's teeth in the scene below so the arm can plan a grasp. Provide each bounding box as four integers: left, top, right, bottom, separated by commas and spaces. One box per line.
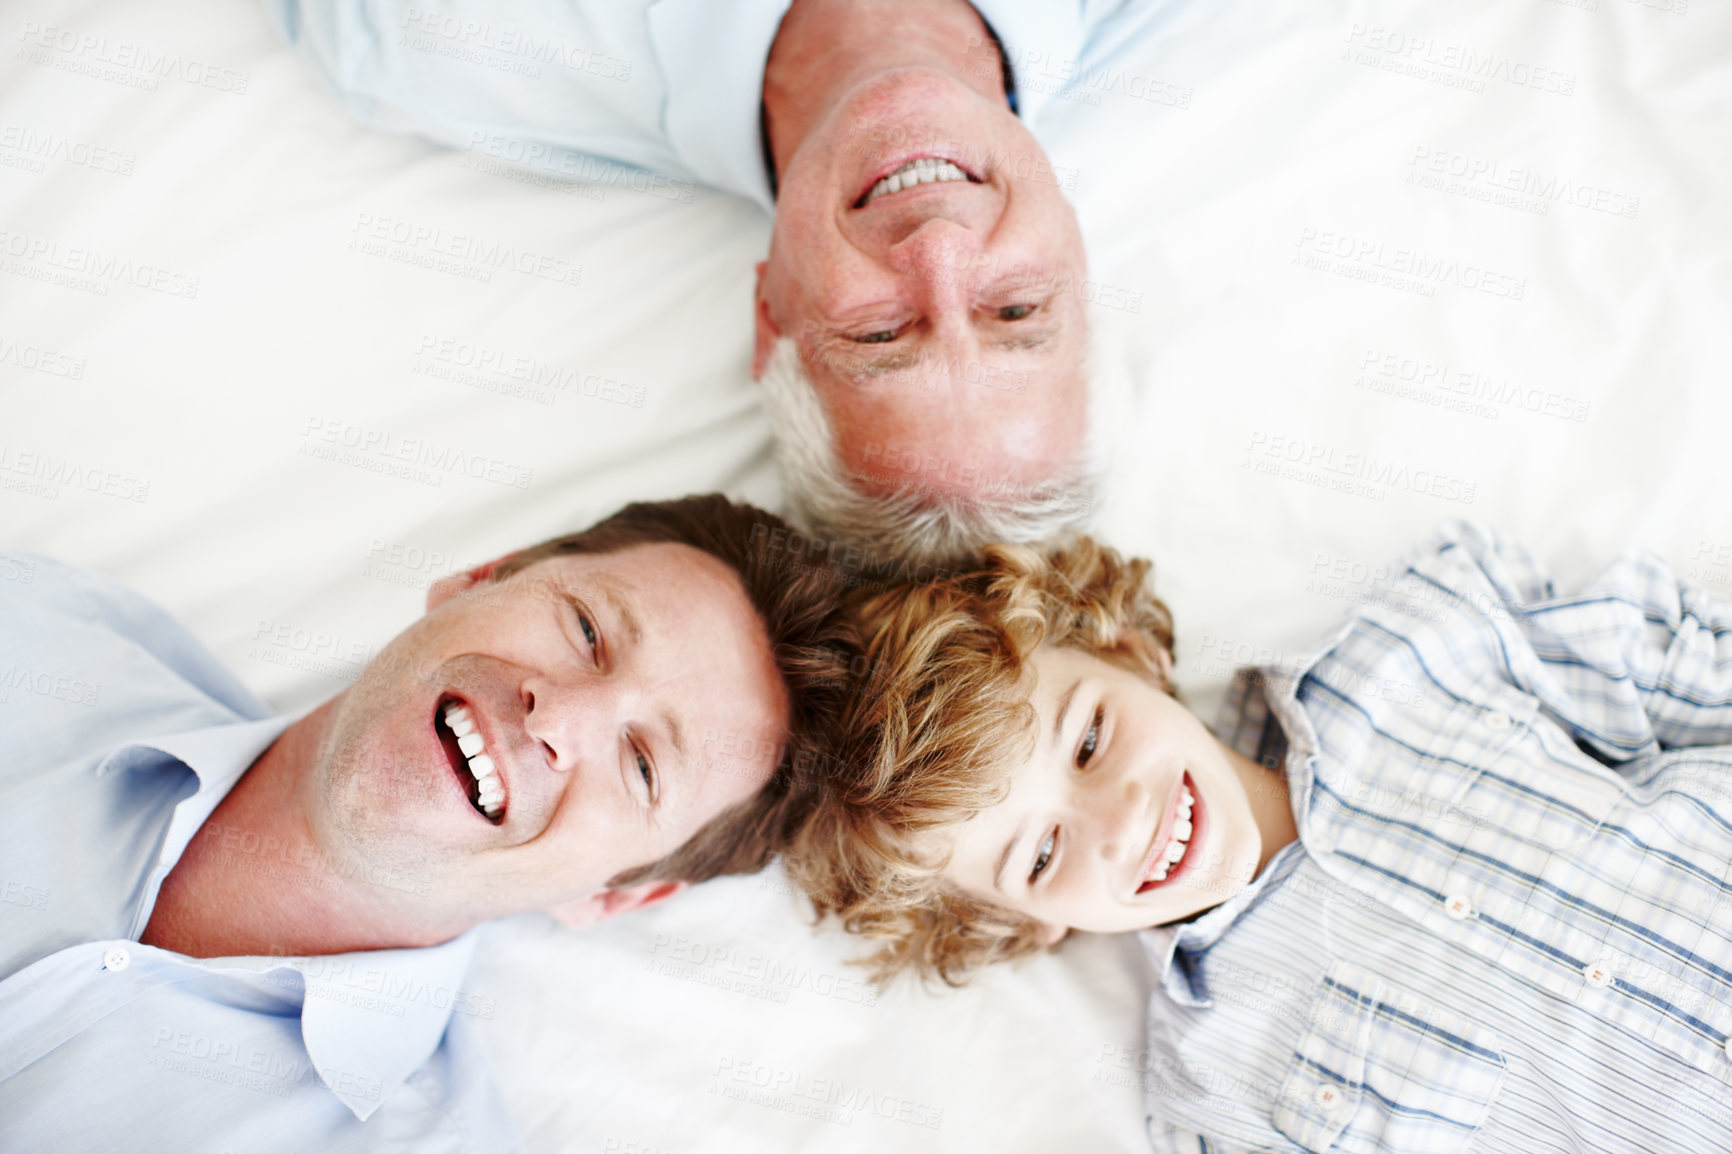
444, 703, 504, 818
1147, 786, 1196, 885
863, 158, 971, 204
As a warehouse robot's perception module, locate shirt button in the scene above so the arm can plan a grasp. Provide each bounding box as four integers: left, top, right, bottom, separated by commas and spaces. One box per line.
103, 947, 131, 972
1444, 894, 1474, 920
1483, 711, 1512, 731
1583, 961, 1614, 988
1314, 1084, 1343, 1111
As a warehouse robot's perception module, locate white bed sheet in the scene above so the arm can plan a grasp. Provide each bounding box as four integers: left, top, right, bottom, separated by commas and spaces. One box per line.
3, 0, 1728, 1150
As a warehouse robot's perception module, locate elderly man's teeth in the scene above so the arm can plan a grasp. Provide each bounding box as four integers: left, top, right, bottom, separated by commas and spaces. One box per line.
864, 158, 971, 204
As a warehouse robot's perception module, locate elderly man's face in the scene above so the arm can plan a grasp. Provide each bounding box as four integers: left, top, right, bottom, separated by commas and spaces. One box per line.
754, 66, 1089, 501
310, 543, 789, 924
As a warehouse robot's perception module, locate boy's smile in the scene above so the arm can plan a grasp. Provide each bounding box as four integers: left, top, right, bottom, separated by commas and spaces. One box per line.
930, 646, 1297, 937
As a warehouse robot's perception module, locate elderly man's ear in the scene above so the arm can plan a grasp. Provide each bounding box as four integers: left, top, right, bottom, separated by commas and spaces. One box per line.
544, 881, 689, 930
751, 260, 781, 378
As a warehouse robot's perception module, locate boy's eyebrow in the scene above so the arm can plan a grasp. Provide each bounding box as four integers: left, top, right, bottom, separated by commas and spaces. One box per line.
993, 823, 1024, 894
992, 675, 1086, 892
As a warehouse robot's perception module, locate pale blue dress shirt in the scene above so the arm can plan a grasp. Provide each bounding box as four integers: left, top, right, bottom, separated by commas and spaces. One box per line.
0, 552, 521, 1153
1132, 524, 1732, 1152
267, 0, 1162, 212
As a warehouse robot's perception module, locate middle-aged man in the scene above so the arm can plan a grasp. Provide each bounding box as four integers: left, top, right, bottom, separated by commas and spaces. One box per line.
0, 495, 854, 1152
271, 0, 1151, 557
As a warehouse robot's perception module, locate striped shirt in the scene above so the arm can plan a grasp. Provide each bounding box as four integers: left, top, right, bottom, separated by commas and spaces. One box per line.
1136, 522, 1732, 1153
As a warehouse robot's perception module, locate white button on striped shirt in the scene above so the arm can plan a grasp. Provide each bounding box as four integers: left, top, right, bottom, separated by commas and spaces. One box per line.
1137, 522, 1732, 1153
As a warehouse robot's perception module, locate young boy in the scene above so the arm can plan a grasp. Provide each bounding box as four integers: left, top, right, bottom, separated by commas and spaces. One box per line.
790, 522, 1732, 1153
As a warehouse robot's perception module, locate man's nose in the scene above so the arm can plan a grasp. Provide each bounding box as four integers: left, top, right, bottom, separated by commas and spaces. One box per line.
520, 673, 614, 774
885, 217, 983, 311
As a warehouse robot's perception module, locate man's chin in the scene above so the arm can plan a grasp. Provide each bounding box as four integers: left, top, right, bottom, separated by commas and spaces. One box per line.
797, 68, 1012, 203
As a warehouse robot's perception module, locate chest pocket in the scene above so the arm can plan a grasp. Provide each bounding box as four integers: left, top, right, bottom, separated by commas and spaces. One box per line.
1273, 961, 1506, 1154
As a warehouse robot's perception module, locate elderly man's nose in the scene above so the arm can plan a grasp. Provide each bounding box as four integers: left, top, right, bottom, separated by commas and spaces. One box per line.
886, 217, 983, 288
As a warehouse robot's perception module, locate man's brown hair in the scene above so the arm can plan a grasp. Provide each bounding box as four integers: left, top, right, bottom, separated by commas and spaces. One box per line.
493, 493, 859, 886
784, 535, 1175, 985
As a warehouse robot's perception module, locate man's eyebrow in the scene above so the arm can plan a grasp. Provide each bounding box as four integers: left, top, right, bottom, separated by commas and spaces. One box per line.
662, 711, 687, 778
594, 578, 642, 647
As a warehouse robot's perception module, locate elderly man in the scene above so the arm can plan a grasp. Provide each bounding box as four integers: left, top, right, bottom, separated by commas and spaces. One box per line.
0, 495, 853, 1152
272, 0, 1132, 557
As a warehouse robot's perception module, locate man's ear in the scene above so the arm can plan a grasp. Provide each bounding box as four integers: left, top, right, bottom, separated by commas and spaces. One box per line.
544, 881, 690, 930
751, 260, 781, 379
425, 554, 518, 612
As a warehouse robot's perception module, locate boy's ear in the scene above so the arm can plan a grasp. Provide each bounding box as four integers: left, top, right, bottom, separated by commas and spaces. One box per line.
544, 881, 689, 930
1034, 921, 1069, 947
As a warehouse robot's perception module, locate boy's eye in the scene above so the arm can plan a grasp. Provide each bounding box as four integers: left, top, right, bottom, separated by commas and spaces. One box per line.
634, 747, 657, 801
1029, 829, 1056, 883
1076, 706, 1103, 768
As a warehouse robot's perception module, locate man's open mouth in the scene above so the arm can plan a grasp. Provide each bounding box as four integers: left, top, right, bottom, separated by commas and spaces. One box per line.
1137, 773, 1198, 893
854, 156, 981, 208
435, 696, 506, 823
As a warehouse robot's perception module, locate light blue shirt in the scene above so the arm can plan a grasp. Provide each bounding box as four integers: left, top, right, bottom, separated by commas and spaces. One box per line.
1131, 524, 1732, 1153
267, 0, 1157, 212
0, 553, 521, 1153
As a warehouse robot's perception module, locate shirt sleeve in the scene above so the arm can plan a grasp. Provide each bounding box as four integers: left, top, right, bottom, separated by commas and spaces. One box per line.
263, 0, 689, 182
1413, 522, 1732, 760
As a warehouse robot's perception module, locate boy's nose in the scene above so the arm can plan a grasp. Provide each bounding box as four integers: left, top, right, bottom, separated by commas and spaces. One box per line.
1088, 776, 1156, 863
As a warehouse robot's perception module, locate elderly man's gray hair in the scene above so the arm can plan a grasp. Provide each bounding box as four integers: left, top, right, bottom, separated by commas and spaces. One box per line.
756, 339, 1099, 564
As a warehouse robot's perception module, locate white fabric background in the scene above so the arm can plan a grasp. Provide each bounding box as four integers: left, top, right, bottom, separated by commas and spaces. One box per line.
3, 0, 1727, 1150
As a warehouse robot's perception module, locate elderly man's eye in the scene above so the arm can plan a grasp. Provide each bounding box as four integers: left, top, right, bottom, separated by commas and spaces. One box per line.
998, 304, 1035, 321
852, 329, 901, 344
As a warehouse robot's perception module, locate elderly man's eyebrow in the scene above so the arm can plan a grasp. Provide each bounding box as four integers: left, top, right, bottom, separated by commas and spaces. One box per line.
984, 329, 1056, 353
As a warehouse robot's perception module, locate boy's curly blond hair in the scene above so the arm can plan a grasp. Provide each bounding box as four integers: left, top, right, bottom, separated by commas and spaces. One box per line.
785, 535, 1176, 986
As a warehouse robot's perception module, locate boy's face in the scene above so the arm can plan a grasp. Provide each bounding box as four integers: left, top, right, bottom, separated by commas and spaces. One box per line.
931, 646, 1270, 935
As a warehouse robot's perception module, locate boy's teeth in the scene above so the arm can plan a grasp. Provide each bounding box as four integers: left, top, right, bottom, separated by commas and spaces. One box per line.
1147, 786, 1197, 887
457, 732, 484, 757
469, 753, 495, 780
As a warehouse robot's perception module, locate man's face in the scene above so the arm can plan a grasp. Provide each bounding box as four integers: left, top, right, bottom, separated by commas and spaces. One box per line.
930, 647, 1269, 936
311, 543, 788, 924
755, 67, 1089, 501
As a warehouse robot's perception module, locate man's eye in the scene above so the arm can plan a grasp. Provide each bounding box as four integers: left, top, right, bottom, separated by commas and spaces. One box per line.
577, 611, 597, 650
851, 328, 901, 344
1076, 706, 1103, 768
1030, 829, 1056, 883
997, 303, 1035, 321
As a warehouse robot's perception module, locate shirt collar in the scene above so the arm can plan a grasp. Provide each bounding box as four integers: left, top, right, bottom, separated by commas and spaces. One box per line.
648, 0, 788, 211
292, 933, 482, 1120
648, 0, 1074, 212
100, 715, 483, 1120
